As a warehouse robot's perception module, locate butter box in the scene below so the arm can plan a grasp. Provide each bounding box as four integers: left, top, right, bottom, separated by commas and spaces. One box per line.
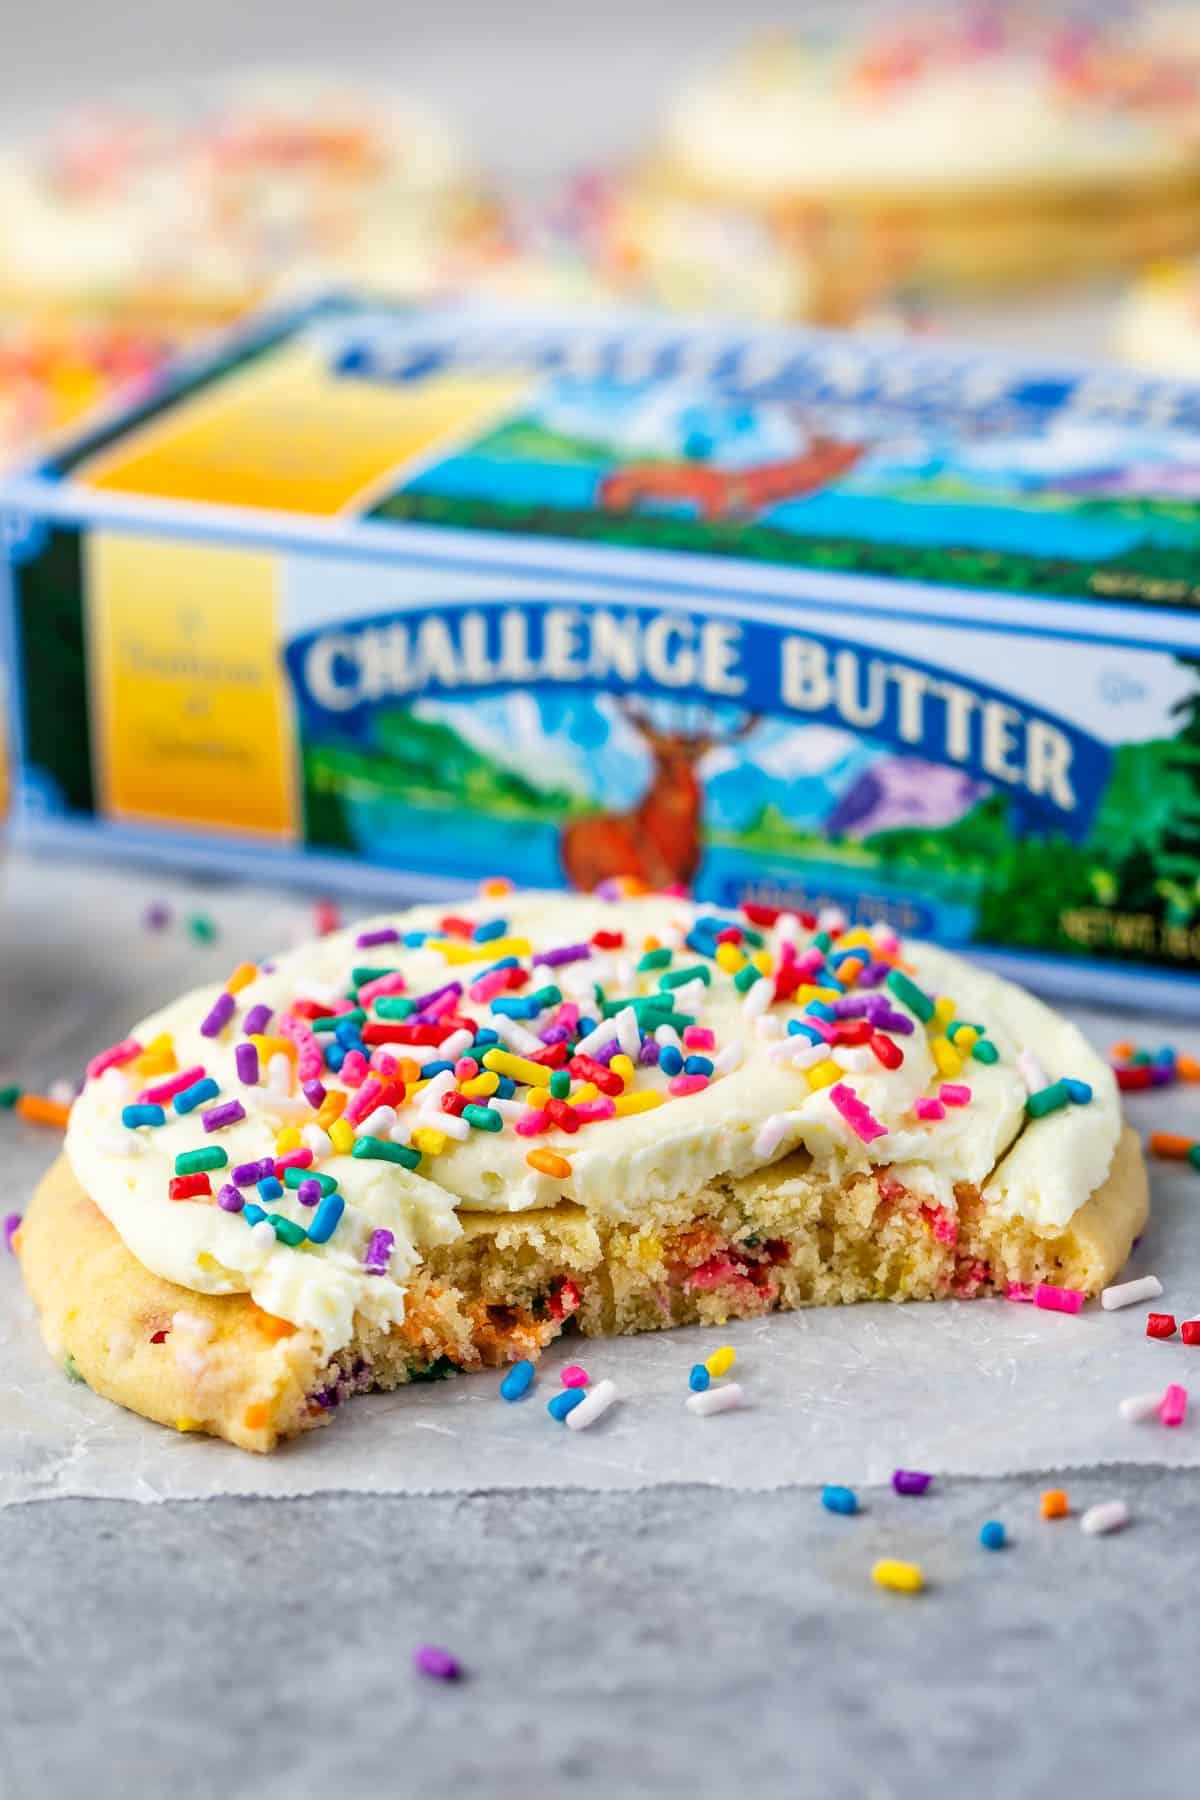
5, 294, 1200, 1009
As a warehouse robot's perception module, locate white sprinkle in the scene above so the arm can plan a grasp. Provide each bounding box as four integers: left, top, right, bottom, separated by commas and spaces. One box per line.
1119, 1392, 1164, 1423
754, 1015, 783, 1040
434, 1110, 471, 1142
776, 913, 802, 944
818, 906, 846, 932
686, 1382, 745, 1416
1017, 1050, 1050, 1096
611, 957, 636, 991
742, 977, 773, 1020
564, 1378, 619, 1431
296, 980, 342, 1009
170, 1309, 214, 1343
249, 1219, 276, 1252
654, 1023, 683, 1053
713, 1039, 744, 1077
267, 1052, 292, 1096
360, 1105, 397, 1138
440, 1028, 475, 1063
262, 1094, 313, 1122
673, 979, 709, 1016
48, 1078, 76, 1106
1101, 1275, 1163, 1311
490, 1014, 543, 1055
832, 1045, 873, 1074
94, 1126, 142, 1156
98, 1067, 134, 1102
573, 1017, 616, 1058
615, 1006, 641, 1062
753, 1113, 790, 1160
301, 1124, 334, 1159
417, 1070, 456, 1113
488, 1097, 527, 1122
1080, 1500, 1129, 1536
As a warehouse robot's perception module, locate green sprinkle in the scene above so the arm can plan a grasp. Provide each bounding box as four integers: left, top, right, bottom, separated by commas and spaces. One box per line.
637, 948, 673, 972
1188, 1145, 1200, 1172
463, 1103, 503, 1132
311, 1008, 366, 1033
658, 964, 712, 991
971, 1039, 999, 1064
174, 1146, 228, 1175
267, 1214, 307, 1247
187, 913, 218, 944
812, 931, 832, 953
733, 963, 762, 994
886, 969, 935, 1023
528, 985, 562, 1011
64, 1354, 84, 1384
738, 925, 766, 948
0, 1085, 20, 1109
283, 1167, 337, 1195
374, 996, 416, 1020
549, 1070, 571, 1099
602, 993, 673, 1020
1025, 1081, 1071, 1120
351, 1136, 421, 1169
655, 1011, 695, 1033
352, 966, 395, 986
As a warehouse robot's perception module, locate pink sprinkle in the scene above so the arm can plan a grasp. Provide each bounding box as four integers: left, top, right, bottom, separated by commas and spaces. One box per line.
1006, 1282, 1036, 1303
556, 1002, 580, 1035
573, 1097, 619, 1122
454, 1058, 478, 1079
369, 1050, 398, 1076
940, 1083, 972, 1106
561, 1365, 589, 1388
794, 948, 826, 979
683, 1027, 716, 1051
139, 1064, 205, 1105
423, 989, 460, 1022
345, 1078, 384, 1126
275, 1148, 313, 1172
667, 1073, 709, 1097
914, 1097, 945, 1121
1035, 1283, 1084, 1315
514, 1107, 550, 1137
341, 1050, 369, 1088
297, 1051, 323, 1082
358, 970, 407, 1007
1161, 1383, 1188, 1427
803, 1015, 838, 1044
829, 1082, 887, 1144
469, 970, 512, 1004
87, 1037, 143, 1081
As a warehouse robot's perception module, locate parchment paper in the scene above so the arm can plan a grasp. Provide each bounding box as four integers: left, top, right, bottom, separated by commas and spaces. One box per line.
2, 853, 1198, 1503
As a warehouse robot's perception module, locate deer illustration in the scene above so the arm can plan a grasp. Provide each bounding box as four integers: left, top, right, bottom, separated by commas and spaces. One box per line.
560, 699, 758, 892
598, 434, 866, 523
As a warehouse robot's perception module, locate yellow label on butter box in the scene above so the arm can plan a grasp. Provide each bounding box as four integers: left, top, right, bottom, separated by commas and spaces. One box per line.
86, 532, 296, 837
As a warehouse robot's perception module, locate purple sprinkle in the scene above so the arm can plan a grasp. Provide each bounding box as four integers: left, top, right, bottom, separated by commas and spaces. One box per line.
831, 996, 871, 1018
243, 1003, 273, 1037
356, 927, 401, 949
856, 961, 891, 988
297, 1178, 323, 1207
235, 1042, 260, 1086
232, 1157, 275, 1188
143, 901, 171, 932
3, 1212, 21, 1253
200, 991, 236, 1039
203, 1099, 246, 1132
217, 1184, 244, 1213
364, 1228, 394, 1276
303, 1078, 327, 1107
410, 981, 463, 1013
413, 1644, 461, 1682
539, 1023, 573, 1046
893, 1468, 933, 1496
638, 1038, 661, 1067
533, 942, 591, 969
871, 1007, 915, 1036
589, 1038, 620, 1065
1149, 1064, 1175, 1088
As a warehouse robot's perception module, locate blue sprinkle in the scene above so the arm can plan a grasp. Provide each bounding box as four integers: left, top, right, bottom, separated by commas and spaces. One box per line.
1064, 1079, 1093, 1105
242, 1203, 267, 1226
490, 996, 538, 1019
804, 1000, 836, 1022
494, 1076, 516, 1100
420, 1060, 455, 1080
1154, 1046, 1177, 1065
980, 1520, 1007, 1551
256, 1175, 284, 1203
122, 1103, 165, 1128
403, 931, 429, 947
335, 1019, 365, 1048
659, 1046, 684, 1077
688, 1365, 710, 1392
325, 1044, 347, 1072
479, 957, 518, 979
474, 918, 509, 943
307, 1193, 345, 1245
174, 1077, 220, 1115
683, 1055, 714, 1078
472, 1029, 501, 1049
577, 1017, 597, 1039
684, 929, 718, 958
548, 1388, 586, 1422
821, 1485, 858, 1516
500, 1359, 535, 1402
787, 1020, 824, 1044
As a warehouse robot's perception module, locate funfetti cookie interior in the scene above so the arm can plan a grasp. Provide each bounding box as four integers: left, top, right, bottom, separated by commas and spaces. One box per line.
20, 892, 1147, 1451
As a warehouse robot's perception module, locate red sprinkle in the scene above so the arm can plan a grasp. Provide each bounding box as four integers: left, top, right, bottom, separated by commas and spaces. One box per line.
440, 1091, 468, 1117
1181, 1321, 1200, 1346
1115, 1066, 1154, 1092
169, 1174, 212, 1201
524, 1041, 569, 1068
1147, 1312, 1177, 1339
591, 930, 624, 949
869, 1031, 905, 1070
439, 915, 475, 938
545, 1097, 581, 1135
548, 1278, 582, 1320
742, 902, 781, 926
714, 926, 743, 944
568, 1054, 623, 1096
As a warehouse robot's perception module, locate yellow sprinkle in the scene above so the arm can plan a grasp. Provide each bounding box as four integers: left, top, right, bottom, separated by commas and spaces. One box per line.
950, 1024, 979, 1052
613, 1089, 665, 1117
411, 1127, 448, 1156
175, 1417, 201, 1433
132, 1032, 176, 1077
873, 1559, 923, 1594
751, 950, 773, 976
481, 1049, 552, 1087
275, 1127, 301, 1153
641, 935, 662, 952
931, 1037, 963, 1079
933, 996, 956, 1028
569, 1082, 599, 1105
837, 927, 873, 951
328, 1119, 355, 1155
705, 1345, 736, 1377
226, 961, 258, 995
794, 985, 842, 1005
251, 1034, 297, 1064
806, 1059, 842, 1091
715, 943, 745, 974
461, 1071, 500, 1100
609, 1054, 636, 1090
431, 936, 531, 965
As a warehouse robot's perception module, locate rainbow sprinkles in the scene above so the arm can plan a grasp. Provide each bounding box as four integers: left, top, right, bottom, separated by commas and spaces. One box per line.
17, 888, 1146, 1449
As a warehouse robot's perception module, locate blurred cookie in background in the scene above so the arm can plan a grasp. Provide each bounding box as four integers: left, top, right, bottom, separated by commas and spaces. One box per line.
1113, 256, 1200, 372
0, 315, 178, 470
603, 4, 1200, 321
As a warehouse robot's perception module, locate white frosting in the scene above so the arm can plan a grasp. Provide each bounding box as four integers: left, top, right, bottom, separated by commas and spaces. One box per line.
1114, 258, 1200, 373
66, 894, 1119, 1351
658, 13, 1200, 199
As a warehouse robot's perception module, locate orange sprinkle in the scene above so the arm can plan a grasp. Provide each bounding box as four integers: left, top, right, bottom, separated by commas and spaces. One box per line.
481, 876, 513, 896
9, 1228, 22, 1255
17, 1094, 71, 1129
1150, 1131, 1196, 1161
837, 956, 864, 988
1177, 1054, 1200, 1083
1040, 1489, 1069, 1520
526, 1149, 572, 1179
226, 961, 258, 995
394, 1058, 421, 1086
317, 1089, 348, 1128
1109, 1039, 1134, 1061
642, 935, 662, 952
256, 1311, 298, 1341
242, 1402, 270, 1431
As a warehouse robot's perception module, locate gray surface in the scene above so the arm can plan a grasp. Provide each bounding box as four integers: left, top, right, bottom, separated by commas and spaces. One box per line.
2, 1472, 1196, 1800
